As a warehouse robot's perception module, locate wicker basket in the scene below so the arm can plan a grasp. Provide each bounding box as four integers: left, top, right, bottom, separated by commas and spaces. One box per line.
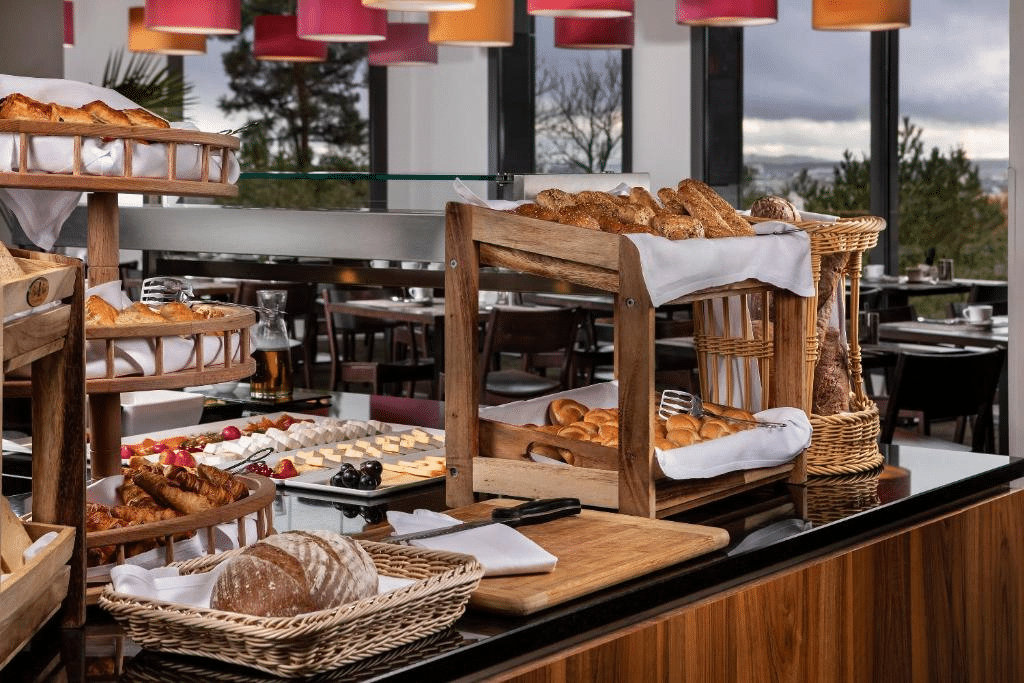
98, 541, 484, 678
806, 466, 884, 525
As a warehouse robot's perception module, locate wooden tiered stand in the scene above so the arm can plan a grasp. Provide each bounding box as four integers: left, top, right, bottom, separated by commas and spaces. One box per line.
444, 203, 814, 518
0, 120, 248, 481
0, 250, 84, 666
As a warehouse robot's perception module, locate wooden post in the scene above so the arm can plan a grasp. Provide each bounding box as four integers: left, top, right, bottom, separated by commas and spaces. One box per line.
773, 289, 811, 484
445, 203, 481, 508
616, 241, 655, 517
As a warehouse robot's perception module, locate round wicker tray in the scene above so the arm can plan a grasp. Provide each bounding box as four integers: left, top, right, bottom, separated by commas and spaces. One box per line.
806, 465, 884, 525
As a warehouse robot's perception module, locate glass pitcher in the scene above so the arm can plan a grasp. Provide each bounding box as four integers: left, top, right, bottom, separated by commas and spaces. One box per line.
250, 289, 293, 400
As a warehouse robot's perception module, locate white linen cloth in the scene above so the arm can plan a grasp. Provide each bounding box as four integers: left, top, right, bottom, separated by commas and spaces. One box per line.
0, 75, 240, 249
386, 508, 557, 577
109, 558, 414, 608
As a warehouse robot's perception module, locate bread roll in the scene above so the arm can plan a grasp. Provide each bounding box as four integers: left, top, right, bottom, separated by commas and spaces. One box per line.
699, 418, 732, 440
548, 398, 588, 426
511, 203, 557, 222
750, 195, 801, 223
667, 428, 700, 447
0, 242, 24, 282
49, 103, 96, 125
82, 100, 132, 127
656, 188, 688, 215
666, 413, 701, 432
555, 208, 600, 231
614, 202, 656, 227
159, 301, 200, 322
122, 108, 170, 129
85, 296, 117, 326
210, 531, 377, 617
535, 188, 575, 212
0, 93, 51, 122
582, 408, 617, 425
651, 213, 704, 240
628, 186, 660, 214
674, 182, 734, 238
679, 179, 755, 237
597, 215, 647, 235
115, 302, 165, 325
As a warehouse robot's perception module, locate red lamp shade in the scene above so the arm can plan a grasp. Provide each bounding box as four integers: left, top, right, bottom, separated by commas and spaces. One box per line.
528, 0, 632, 18
254, 15, 328, 62
297, 0, 387, 41
63, 1, 74, 48
676, 0, 777, 26
555, 15, 633, 48
812, 0, 910, 31
369, 23, 437, 66
145, 0, 241, 35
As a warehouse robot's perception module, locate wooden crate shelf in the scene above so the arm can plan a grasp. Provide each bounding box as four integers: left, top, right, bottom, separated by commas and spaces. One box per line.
444, 203, 814, 518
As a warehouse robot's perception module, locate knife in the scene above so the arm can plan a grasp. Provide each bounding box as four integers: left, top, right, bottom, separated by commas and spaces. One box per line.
385, 497, 582, 544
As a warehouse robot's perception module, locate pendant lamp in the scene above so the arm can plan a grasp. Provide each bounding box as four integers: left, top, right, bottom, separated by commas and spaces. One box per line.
144, 0, 241, 35
528, 0, 632, 18
64, 1, 74, 48
555, 15, 633, 49
363, 0, 475, 11
676, 0, 776, 26
129, 7, 207, 55
429, 0, 513, 46
254, 15, 328, 62
297, 0, 387, 41
369, 23, 438, 66
812, 0, 910, 30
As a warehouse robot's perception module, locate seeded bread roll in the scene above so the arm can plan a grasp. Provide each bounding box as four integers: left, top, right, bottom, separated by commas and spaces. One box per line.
628, 186, 660, 214
679, 178, 755, 237
674, 182, 733, 238
750, 195, 801, 223
656, 188, 688, 215
511, 203, 557, 222
535, 188, 575, 212
0, 242, 24, 282
555, 208, 600, 230
651, 213, 704, 240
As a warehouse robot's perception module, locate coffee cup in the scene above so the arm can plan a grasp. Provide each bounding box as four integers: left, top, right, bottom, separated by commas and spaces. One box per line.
863, 264, 884, 280
964, 304, 993, 324
906, 266, 928, 283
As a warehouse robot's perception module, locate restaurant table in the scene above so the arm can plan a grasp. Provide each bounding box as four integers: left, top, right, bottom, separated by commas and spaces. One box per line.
5, 390, 1024, 681
878, 316, 1009, 454
860, 276, 1004, 308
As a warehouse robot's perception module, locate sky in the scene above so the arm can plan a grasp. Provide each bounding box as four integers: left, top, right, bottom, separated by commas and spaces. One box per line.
181, 0, 1010, 165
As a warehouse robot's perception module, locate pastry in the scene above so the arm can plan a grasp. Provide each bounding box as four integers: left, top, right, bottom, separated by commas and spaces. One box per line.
49, 103, 97, 125
750, 195, 801, 223
159, 301, 200, 322
114, 302, 165, 325
82, 100, 132, 127
0, 93, 51, 122
133, 470, 215, 515
85, 295, 118, 326
679, 178, 755, 237
122, 108, 170, 129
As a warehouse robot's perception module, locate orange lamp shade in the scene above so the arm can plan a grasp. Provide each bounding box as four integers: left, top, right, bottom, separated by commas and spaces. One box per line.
145, 0, 241, 35
254, 15, 328, 62
369, 23, 438, 65
555, 15, 633, 49
812, 0, 910, 31
363, 0, 475, 10
528, 0, 632, 18
676, 0, 777, 27
429, 0, 514, 46
129, 7, 207, 56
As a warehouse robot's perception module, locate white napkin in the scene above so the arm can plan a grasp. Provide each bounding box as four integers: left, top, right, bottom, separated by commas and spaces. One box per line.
655, 407, 812, 479
109, 559, 415, 608
386, 509, 557, 577
23, 531, 58, 562
0, 75, 240, 249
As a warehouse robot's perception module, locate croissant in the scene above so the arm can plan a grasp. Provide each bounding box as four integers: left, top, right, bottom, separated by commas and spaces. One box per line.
166, 466, 236, 506
111, 504, 180, 525
197, 464, 249, 501
86, 503, 126, 533
133, 471, 215, 515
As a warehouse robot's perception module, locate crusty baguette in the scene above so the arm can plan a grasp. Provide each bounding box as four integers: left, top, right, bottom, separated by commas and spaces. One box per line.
675, 181, 734, 238
680, 178, 755, 236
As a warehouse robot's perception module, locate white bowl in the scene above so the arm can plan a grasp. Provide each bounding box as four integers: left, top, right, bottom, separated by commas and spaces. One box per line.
120, 390, 205, 437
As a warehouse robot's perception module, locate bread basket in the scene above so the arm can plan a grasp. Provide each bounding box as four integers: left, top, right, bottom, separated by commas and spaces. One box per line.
98, 541, 484, 678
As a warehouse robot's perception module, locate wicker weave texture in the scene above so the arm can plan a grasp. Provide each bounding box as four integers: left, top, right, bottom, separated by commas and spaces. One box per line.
99, 541, 484, 678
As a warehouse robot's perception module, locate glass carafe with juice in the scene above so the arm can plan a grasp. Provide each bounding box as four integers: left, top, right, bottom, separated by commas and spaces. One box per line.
250, 289, 293, 400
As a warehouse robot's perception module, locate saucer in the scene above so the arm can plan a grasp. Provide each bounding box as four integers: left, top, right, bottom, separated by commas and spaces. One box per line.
964, 320, 994, 330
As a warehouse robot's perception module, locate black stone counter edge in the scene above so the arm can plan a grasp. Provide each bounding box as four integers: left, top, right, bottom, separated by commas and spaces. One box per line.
374, 458, 1024, 683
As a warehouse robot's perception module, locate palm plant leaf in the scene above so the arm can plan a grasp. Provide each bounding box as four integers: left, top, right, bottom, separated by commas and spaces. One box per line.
101, 49, 197, 120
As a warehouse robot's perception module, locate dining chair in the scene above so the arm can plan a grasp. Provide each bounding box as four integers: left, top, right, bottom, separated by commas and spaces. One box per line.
479, 306, 579, 405
322, 289, 436, 398
879, 347, 1006, 452
236, 280, 319, 389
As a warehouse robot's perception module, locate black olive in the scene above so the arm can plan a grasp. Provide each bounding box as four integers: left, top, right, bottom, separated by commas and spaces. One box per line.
341, 462, 356, 471
330, 471, 346, 487
362, 506, 385, 524
340, 504, 361, 518
357, 473, 380, 490
341, 468, 361, 488
360, 460, 383, 477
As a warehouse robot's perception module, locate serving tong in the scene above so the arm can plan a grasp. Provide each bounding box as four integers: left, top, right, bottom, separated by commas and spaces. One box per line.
140, 276, 258, 311
658, 389, 785, 430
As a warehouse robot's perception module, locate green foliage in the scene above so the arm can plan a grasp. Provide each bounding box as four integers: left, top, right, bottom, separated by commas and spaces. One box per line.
783, 118, 1007, 280
215, 0, 369, 208
101, 49, 197, 120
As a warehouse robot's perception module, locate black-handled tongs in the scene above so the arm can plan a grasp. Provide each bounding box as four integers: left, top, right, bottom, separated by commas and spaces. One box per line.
385, 497, 582, 544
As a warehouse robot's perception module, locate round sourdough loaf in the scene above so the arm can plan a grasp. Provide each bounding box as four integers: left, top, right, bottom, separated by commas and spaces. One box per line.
210, 531, 378, 617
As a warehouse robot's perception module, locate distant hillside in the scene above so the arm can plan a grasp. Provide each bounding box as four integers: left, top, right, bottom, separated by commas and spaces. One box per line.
745, 154, 1009, 196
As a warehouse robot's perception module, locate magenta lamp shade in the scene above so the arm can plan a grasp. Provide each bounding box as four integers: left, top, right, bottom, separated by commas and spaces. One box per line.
369, 23, 437, 66
254, 15, 328, 62
63, 1, 74, 47
527, 0, 632, 18
676, 0, 777, 26
297, 0, 387, 41
145, 0, 241, 34
555, 15, 633, 48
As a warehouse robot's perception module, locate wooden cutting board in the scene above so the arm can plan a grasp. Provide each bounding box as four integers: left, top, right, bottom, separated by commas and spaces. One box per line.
446, 500, 729, 616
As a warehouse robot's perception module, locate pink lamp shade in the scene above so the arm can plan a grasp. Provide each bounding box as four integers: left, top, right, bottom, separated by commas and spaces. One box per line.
812, 0, 910, 31
363, 0, 475, 11
254, 15, 328, 62
369, 23, 437, 66
297, 0, 387, 41
63, 1, 74, 48
528, 0, 632, 18
555, 15, 633, 48
676, 0, 777, 26
145, 0, 241, 34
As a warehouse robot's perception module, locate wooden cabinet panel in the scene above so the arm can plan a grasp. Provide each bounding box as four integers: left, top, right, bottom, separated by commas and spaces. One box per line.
493, 489, 1024, 683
